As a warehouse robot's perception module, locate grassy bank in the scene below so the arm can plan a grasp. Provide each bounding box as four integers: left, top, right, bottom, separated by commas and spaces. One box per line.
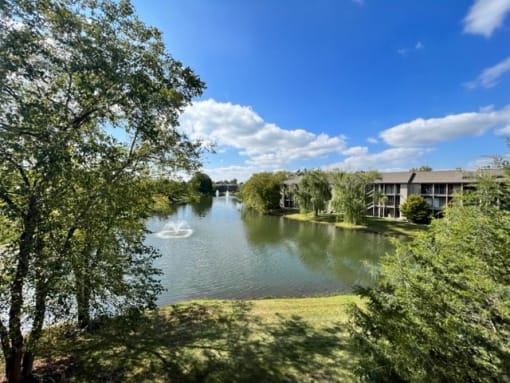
284, 212, 428, 237
26, 295, 361, 382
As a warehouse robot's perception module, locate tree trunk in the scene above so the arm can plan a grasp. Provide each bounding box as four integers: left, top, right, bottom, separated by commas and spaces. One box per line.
5, 352, 22, 383
21, 279, 48, 380
6, 196, 39, 383
75, 247, 93, 329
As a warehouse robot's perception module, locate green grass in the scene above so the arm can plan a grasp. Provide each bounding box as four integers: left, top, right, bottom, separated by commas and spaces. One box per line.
284, 212, 428, 237
28, 295, 362, 382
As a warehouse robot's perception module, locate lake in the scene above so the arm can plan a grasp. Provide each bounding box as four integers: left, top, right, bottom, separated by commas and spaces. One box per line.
145, 196, 393, 306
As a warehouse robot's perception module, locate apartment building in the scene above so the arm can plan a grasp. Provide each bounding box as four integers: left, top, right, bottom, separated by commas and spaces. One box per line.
281, 169, 507, 218
367, 169, 506, 218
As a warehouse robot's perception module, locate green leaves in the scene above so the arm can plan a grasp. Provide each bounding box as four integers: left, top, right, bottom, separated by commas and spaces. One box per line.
0, 0, 205, 380
240, 172, 285, 213
351, 203, 510, 382
400, 194, 431, 224
295, 170, 331, 217
330, 171, 378, 225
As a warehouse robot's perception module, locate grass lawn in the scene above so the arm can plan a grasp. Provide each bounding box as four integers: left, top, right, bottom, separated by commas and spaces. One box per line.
21, 295, 361, 382
284, 212, 428, 237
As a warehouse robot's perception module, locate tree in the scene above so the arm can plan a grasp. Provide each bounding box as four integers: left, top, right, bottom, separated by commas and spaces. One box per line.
240, 172, 284, 213
400, 194, 431, 223
0, 1, 204, 381
189, 171, 214, 196
351, 200, 510, 382
418, 165, 432, 171
295, 170, 331, 217
330, 171, 378, 225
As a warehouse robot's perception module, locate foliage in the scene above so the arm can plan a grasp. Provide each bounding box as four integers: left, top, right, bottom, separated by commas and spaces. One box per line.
330, 171, 379, 225
240, 172, 285, 213
189, 171, 214, 196
351, 203, 510, 382
295, 170, 331, 216
400, 194, 431, 223
0, 0, 204, 381
417, 165, 432, 171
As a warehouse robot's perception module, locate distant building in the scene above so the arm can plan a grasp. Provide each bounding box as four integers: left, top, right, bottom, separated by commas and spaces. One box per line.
281, 169, 507, 218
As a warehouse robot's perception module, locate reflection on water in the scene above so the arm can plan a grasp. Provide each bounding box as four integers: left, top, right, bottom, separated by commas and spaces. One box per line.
146, 197, 394, 305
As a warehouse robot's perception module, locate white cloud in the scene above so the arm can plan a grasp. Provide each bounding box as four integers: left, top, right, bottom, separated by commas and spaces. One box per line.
463, 0, 510, 37
380, 106, 510, 147
495, 123, 510, 135
465, 56, 510, 88
367, 136, 379, 144
397, 41, 425, 56
179, 99, 346, 168
202, 165, 261, 183
342, 146, 369, 156
325, 148, 431, 172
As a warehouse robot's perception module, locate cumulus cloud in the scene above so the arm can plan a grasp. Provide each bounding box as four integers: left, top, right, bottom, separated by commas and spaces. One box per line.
202, 165, 262, 183
463, 0, 510, 37
325, 147, 431, 172
367, 136, 379, 144
465, 56, 510, 88
179, 99, 346, 167
380, 106, 510, 147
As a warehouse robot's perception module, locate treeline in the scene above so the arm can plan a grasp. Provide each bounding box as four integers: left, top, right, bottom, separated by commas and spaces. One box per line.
240, 169, 381, 225
148, 172, 215, 215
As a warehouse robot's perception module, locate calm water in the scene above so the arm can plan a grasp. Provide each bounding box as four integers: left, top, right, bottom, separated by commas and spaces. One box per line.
146, 196, 393, 306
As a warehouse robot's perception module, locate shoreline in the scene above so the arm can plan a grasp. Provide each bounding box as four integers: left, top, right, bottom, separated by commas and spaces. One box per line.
277, 210, 428, 237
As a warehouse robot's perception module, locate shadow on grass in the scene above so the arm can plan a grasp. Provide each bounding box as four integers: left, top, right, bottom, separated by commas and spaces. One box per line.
35, 301, 357, 382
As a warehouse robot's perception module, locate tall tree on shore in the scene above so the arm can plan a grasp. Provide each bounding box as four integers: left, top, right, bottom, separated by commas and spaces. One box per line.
240, 172, 286, 213
295, 170, 331, 217
330, 171, 379, 225
0, 0, 204, 381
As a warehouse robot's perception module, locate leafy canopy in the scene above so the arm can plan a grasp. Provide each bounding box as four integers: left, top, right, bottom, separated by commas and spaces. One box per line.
330, 171, 378, 225
295, 170, 331, 217
241, 172, 286, 213
351, 178, 510, 382
0, 0, 204, 381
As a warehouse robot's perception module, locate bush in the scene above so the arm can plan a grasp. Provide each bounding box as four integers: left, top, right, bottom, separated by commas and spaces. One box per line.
400, 194, 431, 223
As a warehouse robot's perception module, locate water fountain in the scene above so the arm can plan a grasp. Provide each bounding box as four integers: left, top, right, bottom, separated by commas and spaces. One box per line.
154, 220, 193, 239
226, 190, 230, 198
216, 189, 219, 197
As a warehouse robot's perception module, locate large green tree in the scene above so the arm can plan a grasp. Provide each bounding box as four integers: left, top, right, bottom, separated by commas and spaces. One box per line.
295, 170, 331, 217
189, 171, 214, 196
330, 171, 378, 225
0, 1, 204, 381
351, 179, 510, 382
240, 172, 286, 213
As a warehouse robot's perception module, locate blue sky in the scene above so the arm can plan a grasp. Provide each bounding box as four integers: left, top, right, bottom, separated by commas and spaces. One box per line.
132, 0, 510, 181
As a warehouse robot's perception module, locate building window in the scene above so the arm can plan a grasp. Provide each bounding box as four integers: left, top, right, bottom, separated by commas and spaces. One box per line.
433, 197, 446, 209
421, 184, 433, 194
434, 184, 446, 194
384, 184, 395, 194
387, 196, 395, 206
